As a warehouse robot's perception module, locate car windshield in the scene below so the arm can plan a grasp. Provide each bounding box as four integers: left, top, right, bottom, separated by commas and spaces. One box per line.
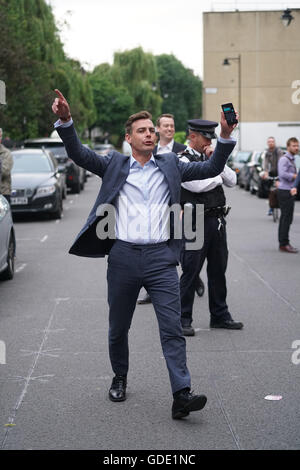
94, 144, 112, 150
12, 153, 52, 173
254, 152, 262, 162
44, 146, 67, 157
236, 152, 252, 163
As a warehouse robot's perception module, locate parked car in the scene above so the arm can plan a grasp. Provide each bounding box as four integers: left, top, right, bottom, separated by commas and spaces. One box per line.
249, 152, 300, 198
94, 143, 115, 156
249, 151, 267, 197
24, 138, 85, 194
238, 151, 263, 191
227, 151, 252, 183
11, 148, 64, 219
0, 194, 16, 280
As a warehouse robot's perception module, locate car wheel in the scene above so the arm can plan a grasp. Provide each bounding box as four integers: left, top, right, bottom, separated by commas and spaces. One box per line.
257, 183, 266, 198
51, 198, 63, 219
72, 180, 81, 194
62, 185, 67, 200
0, 232, 15, 280
249, 179, 254, 194
80, 179, 85, 191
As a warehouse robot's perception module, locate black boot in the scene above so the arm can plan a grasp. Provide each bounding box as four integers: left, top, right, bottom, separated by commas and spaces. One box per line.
172, 389, 207, 419
109, 375, 127, 402
137, 293, 152, 305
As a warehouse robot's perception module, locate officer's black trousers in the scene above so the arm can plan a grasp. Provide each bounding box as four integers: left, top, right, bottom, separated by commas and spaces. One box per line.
180, 216, 231, 323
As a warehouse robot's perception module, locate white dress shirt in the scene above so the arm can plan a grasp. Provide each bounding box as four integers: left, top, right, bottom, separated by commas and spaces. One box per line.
181, 145, 236, 193
156, 139, 174, 154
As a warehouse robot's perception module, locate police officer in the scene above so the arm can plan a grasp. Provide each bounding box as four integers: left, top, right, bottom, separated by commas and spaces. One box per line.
179, 119, 244, 335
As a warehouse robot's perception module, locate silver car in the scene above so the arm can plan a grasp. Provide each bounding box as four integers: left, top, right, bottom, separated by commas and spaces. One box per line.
0, 195, 16, 280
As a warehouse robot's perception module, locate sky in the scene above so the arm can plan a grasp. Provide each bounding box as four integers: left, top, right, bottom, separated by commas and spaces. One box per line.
46, 0, 300, 78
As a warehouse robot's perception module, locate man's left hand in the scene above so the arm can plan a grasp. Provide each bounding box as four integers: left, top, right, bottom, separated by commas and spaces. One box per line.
220, 111, 239, 139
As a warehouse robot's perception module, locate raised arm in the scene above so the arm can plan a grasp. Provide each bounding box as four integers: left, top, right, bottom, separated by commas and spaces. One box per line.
180, 111, 237, 182
51, 89, 111, 177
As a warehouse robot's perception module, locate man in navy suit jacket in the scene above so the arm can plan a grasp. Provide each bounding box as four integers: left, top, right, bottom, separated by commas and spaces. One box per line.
139, 113, 205, 304
138, 113, 187, 304
52, 89, 237, 419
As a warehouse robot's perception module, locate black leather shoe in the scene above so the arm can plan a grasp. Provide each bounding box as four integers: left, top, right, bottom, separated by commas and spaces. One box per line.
109, 375, 127, 402
172, 389, 207, 419
182, 325, 195, 336
181, 318, 195, 336
137, 293, 152, 304
210, 319, 244, 330
195, 276, 205, 297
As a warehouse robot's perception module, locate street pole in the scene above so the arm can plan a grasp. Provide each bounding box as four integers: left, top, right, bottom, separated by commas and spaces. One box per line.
223, 56, 242, 150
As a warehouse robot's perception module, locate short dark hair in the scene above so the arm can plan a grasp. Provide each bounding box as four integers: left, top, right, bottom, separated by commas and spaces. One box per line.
125, 111, 152, 134
287, 137, 299, 147
156, 114, 174, 127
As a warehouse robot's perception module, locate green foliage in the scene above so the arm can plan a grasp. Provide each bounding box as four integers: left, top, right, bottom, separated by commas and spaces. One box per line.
174, 131, 187, 144
0, 0, 95, 140
156, 54, 202, 131
0, 1, 202, 142
89, 64, 134, 136
112, 47, 162, 119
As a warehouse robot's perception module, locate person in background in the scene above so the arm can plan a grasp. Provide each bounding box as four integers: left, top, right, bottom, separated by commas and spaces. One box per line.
0, 128, 13, 204
179, 120, 243, 335
277, 137, 299, 253
291, 168, 300, 196
262, 137, 284, 215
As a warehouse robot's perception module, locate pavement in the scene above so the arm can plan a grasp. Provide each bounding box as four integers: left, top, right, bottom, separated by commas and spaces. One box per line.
0, 175, 300, 450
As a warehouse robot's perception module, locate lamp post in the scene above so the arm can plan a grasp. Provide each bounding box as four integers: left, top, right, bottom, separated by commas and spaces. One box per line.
223, 55, 241, 150
281, 9, 294, 27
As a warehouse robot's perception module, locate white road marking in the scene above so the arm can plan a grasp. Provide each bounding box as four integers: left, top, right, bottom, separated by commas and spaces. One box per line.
15, 263, 27, 273
40, 235, 48, 243
1, 299, 64, 448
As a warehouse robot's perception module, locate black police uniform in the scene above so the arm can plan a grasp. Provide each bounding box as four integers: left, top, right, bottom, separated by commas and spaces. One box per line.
179, 119, 243, 332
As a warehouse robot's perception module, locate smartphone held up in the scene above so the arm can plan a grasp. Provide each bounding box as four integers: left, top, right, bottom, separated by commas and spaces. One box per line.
221, 103, 238, 125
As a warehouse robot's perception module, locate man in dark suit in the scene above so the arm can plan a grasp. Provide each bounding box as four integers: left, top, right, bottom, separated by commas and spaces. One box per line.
154, 113, 186, 155
52, 89, 237, 419
138, 113, 205, 304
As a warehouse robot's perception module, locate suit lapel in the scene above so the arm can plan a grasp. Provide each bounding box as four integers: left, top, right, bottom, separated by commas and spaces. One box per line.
155, 154, 178, 204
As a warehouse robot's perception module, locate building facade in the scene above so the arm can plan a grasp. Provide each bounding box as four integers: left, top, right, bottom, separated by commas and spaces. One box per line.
203, 10, 300, 150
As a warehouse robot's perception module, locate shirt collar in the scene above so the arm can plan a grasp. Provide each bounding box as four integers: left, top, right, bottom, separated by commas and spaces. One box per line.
286, 152, 295, 160
130, 154, 156, 168
157, 139, 174, 151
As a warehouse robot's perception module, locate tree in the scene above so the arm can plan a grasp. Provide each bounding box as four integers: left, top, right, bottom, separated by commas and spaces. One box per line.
112, 47, 162, 119
0, 0, 95, 140
156, 54, 202, 131
89, 64, 134, 137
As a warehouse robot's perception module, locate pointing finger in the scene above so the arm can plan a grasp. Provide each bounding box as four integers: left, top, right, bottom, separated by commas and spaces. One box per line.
54, 89, 66, 101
